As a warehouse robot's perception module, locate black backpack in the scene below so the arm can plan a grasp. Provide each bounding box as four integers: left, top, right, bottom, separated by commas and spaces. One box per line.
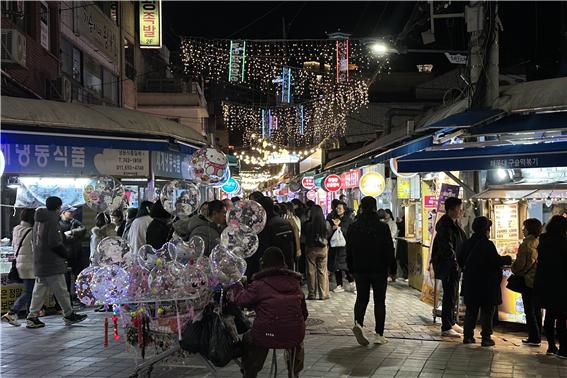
267, 217, 296, 269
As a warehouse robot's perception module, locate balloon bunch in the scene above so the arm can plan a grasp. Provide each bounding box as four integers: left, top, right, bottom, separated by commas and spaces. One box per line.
83, 176, 125, 213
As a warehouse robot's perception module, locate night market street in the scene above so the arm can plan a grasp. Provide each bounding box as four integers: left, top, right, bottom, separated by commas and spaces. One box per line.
2, 282, 565, 378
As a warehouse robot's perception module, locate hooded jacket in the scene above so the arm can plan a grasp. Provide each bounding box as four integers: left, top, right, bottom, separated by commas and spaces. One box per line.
534, 233, 567, 311
346, 212, 395, 275
430, 214, 467, 279
173, 214, 220, 256
90, 224, 117, 260
12, 221, 34, 279
59, 216, 87, 270
33, 208, 68, 277
146, 200, 173, 249
232, 268, 307, 349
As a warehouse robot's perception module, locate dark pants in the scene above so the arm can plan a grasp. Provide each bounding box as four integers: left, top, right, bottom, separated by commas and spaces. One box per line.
544, 309, 567, 353
10, 279, 35, 314
354, 273, 388, 335
441, 271, 459, 332
241, 332, 304, 378
396, 240, 409, 279
521, 288, 542, 342
463, 303, 495, 339
335, 270, 353, 287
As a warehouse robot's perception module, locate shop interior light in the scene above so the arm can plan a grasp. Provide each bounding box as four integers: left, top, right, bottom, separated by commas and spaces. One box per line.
19, 177, 92, 188
496, 169, 508, 180
7, 176, 20, 189
370, 42, 390, 56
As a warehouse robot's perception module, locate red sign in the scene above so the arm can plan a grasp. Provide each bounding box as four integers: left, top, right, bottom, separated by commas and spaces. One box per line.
306, 189, 317, 201
302, 176, 315, 190
424, 196, 438, 208
324, 174, 341, 192
341, 170, 361, 189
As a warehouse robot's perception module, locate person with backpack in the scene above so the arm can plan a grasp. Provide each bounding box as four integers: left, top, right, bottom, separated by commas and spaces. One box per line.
2, 209, 35, 326
146, 199, 173, 249
346, 196, 395, 345
303, 205, 331, 300
258, 198, 296, 270
230, 247, 307, 378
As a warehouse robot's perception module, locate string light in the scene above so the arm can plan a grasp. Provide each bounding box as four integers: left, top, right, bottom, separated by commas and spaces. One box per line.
180, 37, 387, 148
240, 165, 287, 191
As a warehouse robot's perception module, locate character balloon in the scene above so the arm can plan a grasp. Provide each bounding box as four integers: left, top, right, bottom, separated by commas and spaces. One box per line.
75, 266, 99, 306
191, 147, 229, 185
160, 180, 201, 219
209, 245, 246, 286
220, 224, 259, 258
226, 200, 266, 234
91, 265, 130, 304
94, 237, 131, 267
83, 176, 124, 213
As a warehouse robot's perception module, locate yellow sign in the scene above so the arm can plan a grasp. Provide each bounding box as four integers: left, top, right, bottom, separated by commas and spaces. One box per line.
397, 177, 411, 199
359, 172, 385, 197
139, 1, 162, 48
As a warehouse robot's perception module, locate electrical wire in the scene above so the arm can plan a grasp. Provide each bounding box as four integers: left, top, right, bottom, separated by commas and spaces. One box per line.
224, 2, 287, 39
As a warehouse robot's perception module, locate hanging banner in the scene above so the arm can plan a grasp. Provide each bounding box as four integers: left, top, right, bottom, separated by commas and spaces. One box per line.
298, 105, 305, 135
152, 150, 196, 180
281, 67, 292, 103
139, 1, 162, 48
336, 39, 349, 83
228, 40, 246, 83
340, 170, 360, 189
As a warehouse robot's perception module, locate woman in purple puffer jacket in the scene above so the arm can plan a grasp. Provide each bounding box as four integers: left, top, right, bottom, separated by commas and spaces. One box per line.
230, 247, 308, 378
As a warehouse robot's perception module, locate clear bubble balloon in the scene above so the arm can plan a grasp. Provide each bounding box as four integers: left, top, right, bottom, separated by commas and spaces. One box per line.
126, 264, 150, 301
136, 244, 158, 270
175, 266, 209, 300
220, 224, 259, 258
226, 200, 267, 234
210, 245, 247, 286
160, 180, 201, 218
212, 167, 231, 188
83, 176, 125, 213
191, 147, 229, 186
170, 236, 205, 266
148, 265, 177, 299
75, 266, 99, 306
91, 265, 130, 304
95, 236, 131, 267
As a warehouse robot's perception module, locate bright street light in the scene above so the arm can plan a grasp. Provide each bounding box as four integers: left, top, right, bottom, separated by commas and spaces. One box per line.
370, 42, 390, 56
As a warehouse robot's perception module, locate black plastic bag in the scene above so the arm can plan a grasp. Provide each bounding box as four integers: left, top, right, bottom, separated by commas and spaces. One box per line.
208, 313, 235, 367
180, 319, 205, 353
223, 302, 252, 334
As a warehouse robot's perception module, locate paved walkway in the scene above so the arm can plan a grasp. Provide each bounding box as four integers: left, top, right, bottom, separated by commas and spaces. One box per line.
1, 282, 565, 378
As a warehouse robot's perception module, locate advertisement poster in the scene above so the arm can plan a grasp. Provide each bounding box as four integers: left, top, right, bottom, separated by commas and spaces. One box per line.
397, 177, 411, 199
494, 204, 519, 241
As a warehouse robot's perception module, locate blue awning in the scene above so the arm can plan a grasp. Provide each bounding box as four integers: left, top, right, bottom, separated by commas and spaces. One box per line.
397, 141, 567, 173
469, 111, 567, 135
372, 135, 434, 164
423, 109, 504, 129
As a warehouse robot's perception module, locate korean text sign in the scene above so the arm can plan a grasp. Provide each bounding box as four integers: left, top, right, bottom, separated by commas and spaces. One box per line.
139, 1, 162, 48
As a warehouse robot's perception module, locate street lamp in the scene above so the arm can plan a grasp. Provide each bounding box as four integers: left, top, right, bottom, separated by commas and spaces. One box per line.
369, 41, 396, 56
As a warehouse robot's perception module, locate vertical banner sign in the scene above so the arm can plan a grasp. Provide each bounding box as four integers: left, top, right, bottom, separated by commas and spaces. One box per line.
298, 105, 305, 135
139, 1, 162, 48
281, 67, 292, 103
268, 109, 273, 137
261, 109, 267, 139
228, 40, 246, 82
40, 1, 49, 50
336, 39, 349, 83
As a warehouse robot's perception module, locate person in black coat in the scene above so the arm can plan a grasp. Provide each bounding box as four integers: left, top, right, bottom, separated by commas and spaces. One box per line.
534, 215, 567, 357
329, 201, 354, 293
430, 197, 467, 337
346, 196, 395, 346
458, 216, 512, 347
146, 199, 173, 250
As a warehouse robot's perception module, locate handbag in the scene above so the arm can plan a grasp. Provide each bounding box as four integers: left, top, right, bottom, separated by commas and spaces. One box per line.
506, 258, 535, 294
8, 229, 32, 283
330, 228, 346, 248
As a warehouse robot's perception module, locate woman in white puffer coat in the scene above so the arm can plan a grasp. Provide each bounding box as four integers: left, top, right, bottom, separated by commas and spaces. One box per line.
1, 209, 36, 326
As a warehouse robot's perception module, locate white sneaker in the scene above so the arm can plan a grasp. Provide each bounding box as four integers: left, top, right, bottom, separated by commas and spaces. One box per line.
452, 324, 463, 333
333, 285, 345, 293
442, 329, 462, 338
1, 312, 20, 327
374, 334, 388, 345
352, 322, 369, 346
345, 283, 355, 292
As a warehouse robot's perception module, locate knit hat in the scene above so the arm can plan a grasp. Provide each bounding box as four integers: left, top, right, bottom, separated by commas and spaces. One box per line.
261, 247, 285, 269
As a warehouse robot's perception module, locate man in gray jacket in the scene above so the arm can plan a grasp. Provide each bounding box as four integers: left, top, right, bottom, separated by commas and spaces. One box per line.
26, 197, 87, 328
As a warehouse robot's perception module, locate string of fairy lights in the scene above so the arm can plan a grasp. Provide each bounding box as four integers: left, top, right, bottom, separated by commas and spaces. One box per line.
240, 166, 287, 191
180, 37, 388, 149
234, 136, 319, 166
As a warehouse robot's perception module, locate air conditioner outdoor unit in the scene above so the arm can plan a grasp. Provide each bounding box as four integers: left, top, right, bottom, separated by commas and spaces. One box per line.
1, 29, 26, 68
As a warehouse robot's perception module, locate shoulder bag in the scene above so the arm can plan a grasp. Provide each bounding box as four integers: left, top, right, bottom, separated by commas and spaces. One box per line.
8, 229, 32, 283
506, 257, 535, 293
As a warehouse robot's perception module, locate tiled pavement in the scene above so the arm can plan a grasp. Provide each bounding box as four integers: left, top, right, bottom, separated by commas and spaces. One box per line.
1, 282, 566, 377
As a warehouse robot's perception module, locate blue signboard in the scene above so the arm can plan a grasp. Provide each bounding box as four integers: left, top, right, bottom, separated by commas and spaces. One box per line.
221, 177, 239, 194
151, 150, 196, 180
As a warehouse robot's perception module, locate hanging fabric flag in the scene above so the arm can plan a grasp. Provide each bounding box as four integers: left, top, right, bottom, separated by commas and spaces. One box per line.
228, 40, 247, 82
336, 39, 349, 83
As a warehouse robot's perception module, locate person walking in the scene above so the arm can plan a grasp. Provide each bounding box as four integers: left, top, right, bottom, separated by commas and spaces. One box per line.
146, 199, 173, 249
534, 215, 567, 358
329, 201, 355, 293
89, 212, 117, 261
111, 209, 126, 238
127, 201, 153, 256
122, 208, 138, 242
230, 247, 307, 378
281, 202, 302, 270
2, 209, 36, 326
458, 217, 512, 347
346, 196, 395, 345
59, 205, 88, 275
174, 200, 225, 256
303, 205, 331, 300
26, 197, 87, 328
511, 218, 543, 346
430, 197, 467, 338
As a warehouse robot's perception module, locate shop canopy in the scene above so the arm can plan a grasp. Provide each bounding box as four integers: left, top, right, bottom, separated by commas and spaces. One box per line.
397, 140, 567, 173
1, 96, 207, 148
419, 109, 504, 130
468, 111, 567, 136
371, 135, 433, 164
473, 184, 567, 200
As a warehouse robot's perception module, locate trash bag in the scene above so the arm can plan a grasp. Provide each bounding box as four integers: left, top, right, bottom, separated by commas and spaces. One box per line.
208, 312, 235, 367
223, 302, 252, 334
180, 319, 205, 353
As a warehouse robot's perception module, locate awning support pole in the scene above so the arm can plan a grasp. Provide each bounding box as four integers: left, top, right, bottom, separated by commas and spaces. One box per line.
443, 171, 477, 197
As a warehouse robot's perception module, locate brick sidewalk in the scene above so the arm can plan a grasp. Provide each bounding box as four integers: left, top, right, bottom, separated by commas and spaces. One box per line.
1, 281, 565, 377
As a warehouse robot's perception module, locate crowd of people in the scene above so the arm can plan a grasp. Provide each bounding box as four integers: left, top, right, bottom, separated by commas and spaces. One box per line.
2, 193, 566, 377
